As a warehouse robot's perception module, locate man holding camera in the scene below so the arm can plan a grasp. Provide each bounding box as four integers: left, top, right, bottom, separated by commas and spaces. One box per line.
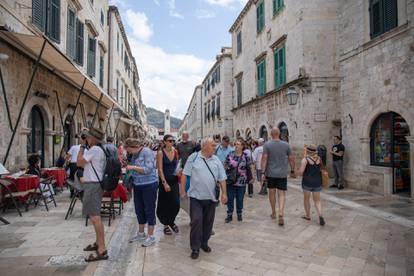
77, 127, 108, 262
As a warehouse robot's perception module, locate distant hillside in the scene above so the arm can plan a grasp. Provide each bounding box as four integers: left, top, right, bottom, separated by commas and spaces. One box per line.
146, 107, 182, 130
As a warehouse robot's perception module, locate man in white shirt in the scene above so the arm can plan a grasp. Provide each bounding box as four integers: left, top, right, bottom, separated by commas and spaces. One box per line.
253, 138, 266, 195
77, 127, 108, 262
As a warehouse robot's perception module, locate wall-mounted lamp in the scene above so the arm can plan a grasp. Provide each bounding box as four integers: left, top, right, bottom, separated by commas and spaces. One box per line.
286, 86, 299, 105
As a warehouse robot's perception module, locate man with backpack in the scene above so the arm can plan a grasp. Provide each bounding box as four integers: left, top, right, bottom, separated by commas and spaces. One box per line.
77, 127, 109, 262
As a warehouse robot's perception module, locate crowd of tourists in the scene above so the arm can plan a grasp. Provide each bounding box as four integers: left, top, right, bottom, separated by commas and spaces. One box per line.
25, 126, 344, 262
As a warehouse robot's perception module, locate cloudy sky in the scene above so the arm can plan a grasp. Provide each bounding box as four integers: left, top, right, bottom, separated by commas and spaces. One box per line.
109, 0, 247, 119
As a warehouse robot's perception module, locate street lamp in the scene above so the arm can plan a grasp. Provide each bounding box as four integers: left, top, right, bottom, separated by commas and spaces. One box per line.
286, 86, 299, 106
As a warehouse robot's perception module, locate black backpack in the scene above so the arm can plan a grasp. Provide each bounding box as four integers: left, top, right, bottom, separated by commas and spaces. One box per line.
91, 144, 122, 192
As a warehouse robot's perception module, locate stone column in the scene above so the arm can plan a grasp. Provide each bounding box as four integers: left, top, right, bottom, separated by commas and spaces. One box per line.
405, 136, 414, 198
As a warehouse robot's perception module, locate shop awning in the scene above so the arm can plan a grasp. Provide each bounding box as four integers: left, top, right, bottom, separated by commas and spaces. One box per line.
0, 30, 117, 109
120, 116, 139, 126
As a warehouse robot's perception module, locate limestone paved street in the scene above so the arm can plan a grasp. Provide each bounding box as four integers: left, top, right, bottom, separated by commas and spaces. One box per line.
1, 181, 414, 276
94, 182, 414, 276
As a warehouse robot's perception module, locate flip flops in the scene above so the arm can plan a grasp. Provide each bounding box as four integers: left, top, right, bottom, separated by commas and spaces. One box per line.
83, 243, 98, 252
85, 250, 109, 262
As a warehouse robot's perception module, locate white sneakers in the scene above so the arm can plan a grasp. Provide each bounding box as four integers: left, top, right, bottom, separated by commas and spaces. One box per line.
129, 232, 156, 247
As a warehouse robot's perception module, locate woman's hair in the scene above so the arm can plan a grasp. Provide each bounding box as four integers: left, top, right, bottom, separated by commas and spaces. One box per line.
28, 154, 40, 166
125, 138, 141, 148
163, 134, 174, 142
306, 144, 319, 159
235, 138, 246, 150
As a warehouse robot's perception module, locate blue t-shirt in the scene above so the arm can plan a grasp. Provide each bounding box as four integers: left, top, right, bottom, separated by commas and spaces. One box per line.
131, 147, 158, 186
215, 144, 234, 163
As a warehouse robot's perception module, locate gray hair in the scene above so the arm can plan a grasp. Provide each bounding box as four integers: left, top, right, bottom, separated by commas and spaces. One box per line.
258, 138, 265, 145
182, 131, 189, 136
201, 137, 215, 148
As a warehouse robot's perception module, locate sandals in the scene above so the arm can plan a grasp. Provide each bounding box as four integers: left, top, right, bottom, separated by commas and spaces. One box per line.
270, 213, 276, 220
301, 216, 311, 221
170, 224, 179, 233
83, 243, 98, 252
164, 226, 173, 235
85, 250, 109, 262
278, 216, 284, 226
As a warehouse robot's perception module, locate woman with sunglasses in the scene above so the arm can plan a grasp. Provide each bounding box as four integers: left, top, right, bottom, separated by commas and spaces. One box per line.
156, 134, 180, 235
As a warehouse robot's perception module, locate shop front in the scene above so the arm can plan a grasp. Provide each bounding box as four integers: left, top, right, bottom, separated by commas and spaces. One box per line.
370, 112, 411, 196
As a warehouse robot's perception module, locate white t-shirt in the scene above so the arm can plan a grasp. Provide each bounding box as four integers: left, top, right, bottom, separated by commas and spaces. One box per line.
253, 146, 263, 170
68, 144, 81, 163
82, 146, 106, 182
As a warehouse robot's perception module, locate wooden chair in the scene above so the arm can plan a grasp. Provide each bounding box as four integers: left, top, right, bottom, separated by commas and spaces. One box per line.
0, 178, 33, 216
86, 195, 116, 227
37, 176, 57, 211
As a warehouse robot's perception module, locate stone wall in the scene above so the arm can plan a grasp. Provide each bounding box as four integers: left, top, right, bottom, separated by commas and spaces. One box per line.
337, 0, 414, 196
0, 42, 108, 170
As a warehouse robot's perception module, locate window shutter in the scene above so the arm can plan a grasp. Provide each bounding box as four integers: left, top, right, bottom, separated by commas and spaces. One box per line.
87, 37, 96, 77
256, 5, 260, 33
48, 0, 60, 42
369, 0, 383, 38
75, 19, 84, 65
384, 0, 397, 32
32, 0, 46, 31
263, 61, 266, 95
216, 96, 220, 117
273, 0, 276, 15
66, 9, 75, 58
99, 55, 104, 88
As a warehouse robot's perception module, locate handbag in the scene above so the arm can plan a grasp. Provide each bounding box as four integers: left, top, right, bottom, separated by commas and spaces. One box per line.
321, 164, 329, 188
201, 158, 221, 201
226, 153, 243, 185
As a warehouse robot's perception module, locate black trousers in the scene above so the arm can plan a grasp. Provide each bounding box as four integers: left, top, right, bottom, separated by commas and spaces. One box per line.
190, 197, 216, 251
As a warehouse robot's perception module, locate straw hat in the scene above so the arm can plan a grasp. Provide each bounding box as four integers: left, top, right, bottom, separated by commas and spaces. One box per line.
125, 138, 141, 148
84, 127, 104, 141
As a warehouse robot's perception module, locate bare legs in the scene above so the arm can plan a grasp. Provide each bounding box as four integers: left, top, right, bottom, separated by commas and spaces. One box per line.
89, 215, 106, 254
138, 224, 154, 236
302, 191, 322, 218
268, 189, 286, 219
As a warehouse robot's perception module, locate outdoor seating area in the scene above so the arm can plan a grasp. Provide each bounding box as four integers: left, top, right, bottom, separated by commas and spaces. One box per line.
0, 163, 129, 226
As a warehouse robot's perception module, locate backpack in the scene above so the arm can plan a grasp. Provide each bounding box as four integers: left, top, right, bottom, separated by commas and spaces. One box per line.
91, 144, 122, 192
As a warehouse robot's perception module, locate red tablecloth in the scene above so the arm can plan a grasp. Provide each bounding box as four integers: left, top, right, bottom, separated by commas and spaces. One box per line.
103, 183, 128, 203
43, 168, 66, 188
4, 175, 40, 200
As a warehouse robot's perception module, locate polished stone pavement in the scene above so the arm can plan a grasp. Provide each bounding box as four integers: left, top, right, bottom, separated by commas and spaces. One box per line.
1, 182, 413, 276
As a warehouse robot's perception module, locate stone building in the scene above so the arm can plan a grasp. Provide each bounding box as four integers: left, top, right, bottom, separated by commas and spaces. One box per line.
337, 0, 414, 197
201, 47, 233, 139
0, 0, 146, 170
229, 0, 340, 159
107, 6, 147, 141
179, 85, 202, 142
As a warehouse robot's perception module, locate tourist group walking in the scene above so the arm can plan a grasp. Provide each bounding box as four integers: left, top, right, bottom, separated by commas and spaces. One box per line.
47, 125, 343, 262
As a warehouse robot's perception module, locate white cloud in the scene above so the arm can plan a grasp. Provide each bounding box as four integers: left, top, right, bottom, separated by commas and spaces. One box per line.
125, 10, 153, 42
124, 10, 213, 118
205, 0, 248, 9
168, 0, 184, 19
195, 9, 216, 19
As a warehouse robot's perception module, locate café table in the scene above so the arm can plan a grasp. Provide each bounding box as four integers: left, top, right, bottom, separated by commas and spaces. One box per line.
4, 174, 40, 201
42, 167, 67, 190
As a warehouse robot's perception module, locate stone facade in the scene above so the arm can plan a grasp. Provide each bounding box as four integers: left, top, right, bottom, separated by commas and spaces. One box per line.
179, 85, 202, 142
337, 0, 414, 197
230, 0, 341, 162
202, 47, 234, 139
0, 0, 147, 170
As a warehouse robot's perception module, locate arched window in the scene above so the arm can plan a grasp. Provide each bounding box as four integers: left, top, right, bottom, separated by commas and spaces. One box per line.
370, 112, 411, 194
27, 106, 45, 166
278, 122, 289, 142
236, 130, 241, 138
259, 125, 268, 141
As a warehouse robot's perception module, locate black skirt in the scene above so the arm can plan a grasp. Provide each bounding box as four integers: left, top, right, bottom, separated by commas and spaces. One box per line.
156, 175, 180, 226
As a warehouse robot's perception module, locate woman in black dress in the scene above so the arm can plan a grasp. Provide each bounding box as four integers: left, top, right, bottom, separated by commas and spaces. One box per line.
156, 134, 180, 235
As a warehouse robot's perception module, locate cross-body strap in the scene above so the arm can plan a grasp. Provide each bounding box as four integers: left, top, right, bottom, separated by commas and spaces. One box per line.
90, 145, 106, 184
202, 158, 217, 184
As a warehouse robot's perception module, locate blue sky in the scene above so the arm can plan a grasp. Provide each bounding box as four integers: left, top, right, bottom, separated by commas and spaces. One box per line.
110, 0, 247, 119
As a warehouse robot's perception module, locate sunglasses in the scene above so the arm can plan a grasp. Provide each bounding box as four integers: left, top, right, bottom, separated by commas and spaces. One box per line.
166, 140, 175, 143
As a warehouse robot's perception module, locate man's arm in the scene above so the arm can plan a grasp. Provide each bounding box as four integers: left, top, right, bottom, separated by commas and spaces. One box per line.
260, 152, 268, 182
180, 174, 187, 198
77, 145, 88, 167
219, 180, 227, 204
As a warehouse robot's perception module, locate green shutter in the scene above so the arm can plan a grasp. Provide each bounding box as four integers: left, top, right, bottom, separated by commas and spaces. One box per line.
263, 61, 266, 95
87, 37, 96, 77
75, 19, 84, 65
274, 46, 286, 88
66, 9, 75, 58
32, 0, 46, 31
384, 0, 397, 32
257, 1, 265, 33
48, 0, 60, 42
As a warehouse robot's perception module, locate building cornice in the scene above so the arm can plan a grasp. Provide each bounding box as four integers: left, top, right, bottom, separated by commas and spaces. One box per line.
85, 19, 99, 37
270, 34, 287, 49
229, 0, 254, 33
202, 48, 232, 84
254, 51, 267, 62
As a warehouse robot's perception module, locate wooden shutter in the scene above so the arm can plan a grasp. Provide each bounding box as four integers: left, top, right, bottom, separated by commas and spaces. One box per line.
32, 0, 46, 31
87, 37, 96, 77
263, 61, 266, 95
48, 0, 60, 42
75, 19, 84, 65
257, 2, 264, 33
275, 46, 286, 88
273, 0, 277, 15
384, 0, 397, 32
369, 0, 383, 38
66, 9, 75, 58
216, 95, 220, 117
99, 55, 104, 87
237, 32, 242, 55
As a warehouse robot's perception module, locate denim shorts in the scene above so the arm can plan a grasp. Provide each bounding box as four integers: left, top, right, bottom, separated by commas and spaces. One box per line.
302, 184, 322, 192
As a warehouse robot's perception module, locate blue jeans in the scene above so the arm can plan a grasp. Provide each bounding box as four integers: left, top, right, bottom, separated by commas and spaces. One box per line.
227, 185, 246, 215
